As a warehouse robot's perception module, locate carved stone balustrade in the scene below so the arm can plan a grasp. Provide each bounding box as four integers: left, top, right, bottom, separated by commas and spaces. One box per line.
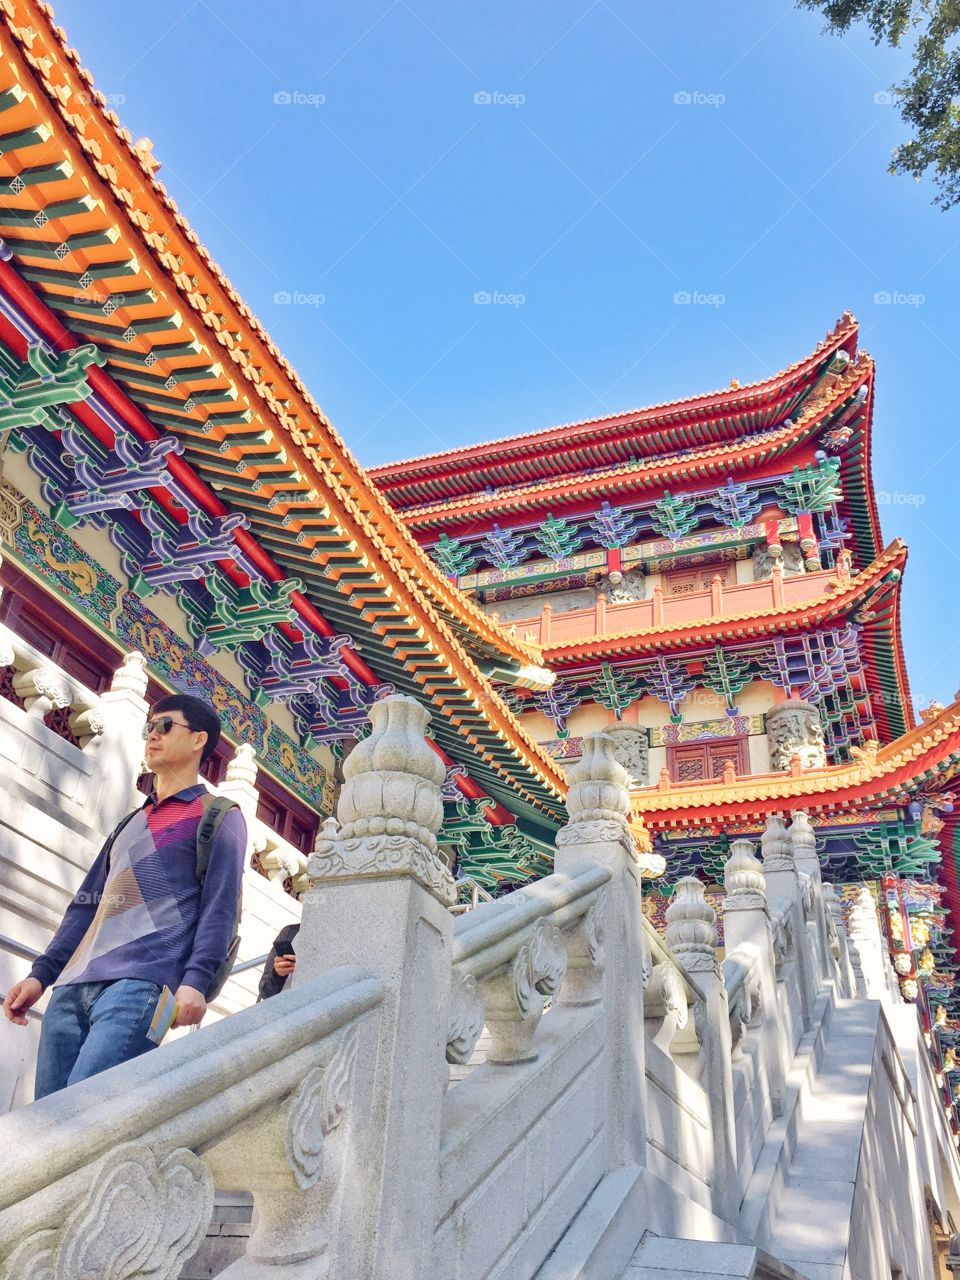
823, 883, 857, 997
770, 905, 791, 977
790, 809, 833, 983
0, 618, 105, 744
0, 967, 383, 1279
643, 907, 701, 1060
449, 863, 610, 1065
665, 875, 739, 1217
665, 876, 718, 971
722, 837, 787, 1115
761, 812, 815, 1029
723, 949, 762, 1059
644, 945, 694, 1055
297, 693, 454, 1280
554, 730, 649, 1171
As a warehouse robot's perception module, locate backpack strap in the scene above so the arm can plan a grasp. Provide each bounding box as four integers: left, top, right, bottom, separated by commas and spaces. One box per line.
195, 793, 238, 883
102, 806, 144, 871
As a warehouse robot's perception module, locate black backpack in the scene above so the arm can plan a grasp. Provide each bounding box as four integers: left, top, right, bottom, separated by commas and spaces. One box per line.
104, 792, 242, 1003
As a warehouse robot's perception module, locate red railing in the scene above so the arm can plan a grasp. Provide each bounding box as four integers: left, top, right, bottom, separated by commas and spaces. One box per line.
505, 566, 839, 647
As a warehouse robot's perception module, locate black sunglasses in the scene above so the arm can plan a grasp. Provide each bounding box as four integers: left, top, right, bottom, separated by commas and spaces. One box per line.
142, 715, 193, 740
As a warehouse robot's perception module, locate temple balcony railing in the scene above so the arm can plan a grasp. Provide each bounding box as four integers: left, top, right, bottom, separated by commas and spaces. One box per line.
0, 618, 105, 752
503, 563, 838, 646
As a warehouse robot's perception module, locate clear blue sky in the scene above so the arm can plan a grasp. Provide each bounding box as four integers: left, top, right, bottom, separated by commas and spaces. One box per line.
55, 0, 960, 711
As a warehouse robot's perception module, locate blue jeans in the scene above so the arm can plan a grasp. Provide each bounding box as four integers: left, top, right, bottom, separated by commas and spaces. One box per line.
34, 978, 161, 1100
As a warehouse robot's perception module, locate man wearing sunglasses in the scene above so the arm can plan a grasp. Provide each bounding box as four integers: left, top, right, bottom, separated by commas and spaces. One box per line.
2, 693, 246, 1098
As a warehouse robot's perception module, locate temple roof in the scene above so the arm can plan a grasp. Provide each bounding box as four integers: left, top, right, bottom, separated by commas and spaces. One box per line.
630, 693, 960, 830
379, 351, 880, 573
0, 0, 566, 832
372, 313, 860, 512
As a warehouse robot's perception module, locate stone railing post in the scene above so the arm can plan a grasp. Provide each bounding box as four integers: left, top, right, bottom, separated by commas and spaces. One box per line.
823, 885, 857, 998
788, 811, 833, 984
761, 813, 814, 1030
723, 839, 787, 1116
216, 741, 260, 824
92, 651, 149, 834
846, 884, 894, 1001
294, 694, 451, 1280
554, 732, 646, 1168
666, 877, 739, 1220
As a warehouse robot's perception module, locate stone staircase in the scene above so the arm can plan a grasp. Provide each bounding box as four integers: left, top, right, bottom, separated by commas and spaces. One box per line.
0, 698, 958, 1280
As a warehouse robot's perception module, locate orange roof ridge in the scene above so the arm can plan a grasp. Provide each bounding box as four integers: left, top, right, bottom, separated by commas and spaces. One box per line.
371, 311, 860, 477
0, 0, 566, 807
2, 0, 550, 685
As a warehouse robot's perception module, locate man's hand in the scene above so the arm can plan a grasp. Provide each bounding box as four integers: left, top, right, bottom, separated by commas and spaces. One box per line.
3, 977, 42, 1026
273, 954, 296, 978
172, 984, 207, 1027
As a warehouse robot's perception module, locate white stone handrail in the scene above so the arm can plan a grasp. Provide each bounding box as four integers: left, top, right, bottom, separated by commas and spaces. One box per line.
723, 943, 761, 1004
448, 862, 610, 1066
644, 913, 706, 1006
769, 901, 792, 974
202, 743, 311, 897
450, 875, 494, 915
0, 966, 382, 1276
0, 617, 104, 745
452, 863, 610, 972
251, 820, 310, 893
2, 701, 957, 1280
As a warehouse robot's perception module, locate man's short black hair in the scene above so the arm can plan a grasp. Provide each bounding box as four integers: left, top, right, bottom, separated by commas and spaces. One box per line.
152, 694, 222, 764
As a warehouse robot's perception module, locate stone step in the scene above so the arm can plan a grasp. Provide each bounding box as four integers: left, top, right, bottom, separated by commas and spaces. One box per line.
178, 1192, 253, 1280
624, 1233, 813, 1279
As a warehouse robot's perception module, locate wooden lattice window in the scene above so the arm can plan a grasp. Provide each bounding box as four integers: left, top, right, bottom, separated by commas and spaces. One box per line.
0, 663, 25, 712
257, 782, 319, 854
667, 736, 749, 783
663, 562, 736, 597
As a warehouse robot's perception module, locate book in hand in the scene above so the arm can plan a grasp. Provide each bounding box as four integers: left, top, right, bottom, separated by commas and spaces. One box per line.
146, 985, 179, 1044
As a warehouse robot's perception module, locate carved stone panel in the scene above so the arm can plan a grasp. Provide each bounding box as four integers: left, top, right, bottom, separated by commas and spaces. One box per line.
765, 700, 827, 772
604, 725, 649, 785
752, 542, 803, 580
598, 568, 647, 603
1, 1142, 214, 1280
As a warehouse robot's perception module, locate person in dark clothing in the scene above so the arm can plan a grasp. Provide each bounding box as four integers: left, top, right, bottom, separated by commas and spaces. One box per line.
3, 693, 246, 1098
258, 922, 300, 1000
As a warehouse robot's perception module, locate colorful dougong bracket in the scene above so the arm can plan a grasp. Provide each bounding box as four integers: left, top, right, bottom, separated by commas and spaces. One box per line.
645, 654, 697, 723
254, 630, 355, 704
707, 477, 762, 531
0, 340, 105, 433
592, 662, 644, 721
529, 678, 585, 736
182, 573, 302, 654
481, 522, 527, 571
51, 424, 184, 526
534, 511, 584, 561
110, 504, 250, 596
650, 489, 700, 543
289, 678, 395, 746
589, 499, 639, 549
